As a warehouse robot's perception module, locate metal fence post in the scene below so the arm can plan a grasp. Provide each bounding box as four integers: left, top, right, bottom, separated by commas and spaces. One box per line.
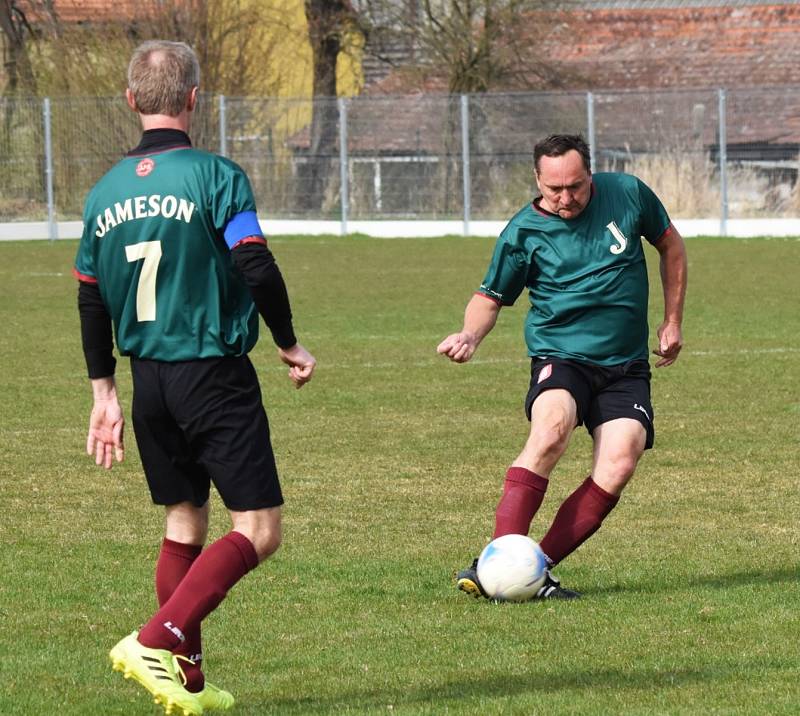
218, 94, 227, 157
718, 89, 728, 236
461, 94, 471, 236
587, 91, 596, 171
338, 97, 349, 236
43, 98, 57, 241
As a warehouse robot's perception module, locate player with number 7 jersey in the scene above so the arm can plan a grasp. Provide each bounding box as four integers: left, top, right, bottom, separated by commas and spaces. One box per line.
74, 146, 263, 361
74, 40, 316, 715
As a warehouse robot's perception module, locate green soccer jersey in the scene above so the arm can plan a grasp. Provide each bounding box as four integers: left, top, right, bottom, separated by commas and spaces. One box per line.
74, 146, 261, 361
479, 172, 671, 365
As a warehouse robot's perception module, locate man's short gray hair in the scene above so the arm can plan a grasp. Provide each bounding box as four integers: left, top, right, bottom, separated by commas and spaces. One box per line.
128, 40, 200, 117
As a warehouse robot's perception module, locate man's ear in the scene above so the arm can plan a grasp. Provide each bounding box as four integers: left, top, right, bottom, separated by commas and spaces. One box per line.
125, 88, 137, 112
187, 86, 198, 112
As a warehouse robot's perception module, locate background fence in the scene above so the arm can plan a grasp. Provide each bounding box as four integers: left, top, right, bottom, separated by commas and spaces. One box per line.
2, 87, 799, 237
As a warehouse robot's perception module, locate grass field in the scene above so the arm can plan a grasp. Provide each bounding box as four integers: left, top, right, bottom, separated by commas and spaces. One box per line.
0, 234, 798, 715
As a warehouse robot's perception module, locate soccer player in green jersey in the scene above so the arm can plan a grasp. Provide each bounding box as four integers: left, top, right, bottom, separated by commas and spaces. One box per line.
74, 41, 316, 715
438, 134, 687, 600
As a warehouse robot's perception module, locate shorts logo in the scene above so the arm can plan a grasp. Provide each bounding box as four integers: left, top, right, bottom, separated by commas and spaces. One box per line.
633, 403, 651, 422
136, 158, 155, 177
537, 363, 553, 384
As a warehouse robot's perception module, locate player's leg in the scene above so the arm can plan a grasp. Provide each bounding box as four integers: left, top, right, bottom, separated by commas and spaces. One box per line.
591, 418, 648, 496
229, 505, 282, 561
457, 360, 590, 598
539, 418, 647, 567
118, 511, 255, 714
136, 525, 260, 651
492, 357, 593, 540
536, 361, 653, 592
494, 388, 578, 538
136, 355, 280, 709
156, 502, 209, 693
165, 501, 209, 544
109, 358, 206, 714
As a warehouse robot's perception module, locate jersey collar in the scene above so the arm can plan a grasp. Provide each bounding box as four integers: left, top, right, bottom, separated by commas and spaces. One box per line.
127, 129, 192, 157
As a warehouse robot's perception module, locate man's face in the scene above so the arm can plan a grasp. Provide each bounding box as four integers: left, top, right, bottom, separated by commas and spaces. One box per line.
535, 150, 592, 219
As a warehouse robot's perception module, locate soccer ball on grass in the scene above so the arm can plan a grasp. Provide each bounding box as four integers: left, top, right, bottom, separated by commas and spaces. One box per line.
477, 534, 547, 602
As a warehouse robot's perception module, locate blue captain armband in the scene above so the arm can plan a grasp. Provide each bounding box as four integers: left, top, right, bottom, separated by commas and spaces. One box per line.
224, 210, 263, 249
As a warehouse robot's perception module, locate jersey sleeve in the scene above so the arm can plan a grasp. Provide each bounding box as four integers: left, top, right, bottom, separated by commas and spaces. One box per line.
636, 178, 672, 244
73, 201, 98, 283
477, 223, 531, 306
210, 159, 263, 248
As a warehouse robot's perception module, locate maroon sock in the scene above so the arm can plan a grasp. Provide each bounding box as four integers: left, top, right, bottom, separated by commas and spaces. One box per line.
138, 531, 259, 653
492, 467, 549, 539
539, 476, 619, 566
155, 538, 205, 692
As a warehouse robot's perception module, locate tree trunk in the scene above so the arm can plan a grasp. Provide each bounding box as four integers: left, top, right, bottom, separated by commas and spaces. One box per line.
0, 0, 37, 95
298, 0, 350, 213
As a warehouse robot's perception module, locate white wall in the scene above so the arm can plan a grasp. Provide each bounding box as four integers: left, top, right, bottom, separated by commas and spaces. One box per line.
2, 218, 800, 241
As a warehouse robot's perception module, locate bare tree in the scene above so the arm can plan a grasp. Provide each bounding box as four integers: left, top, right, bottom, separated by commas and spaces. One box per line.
353, 0, 575, 94
348, 1, 581, 216
0, 0, 37, 94
298, 0, 361, 212
0, 1, 293, 216
23, 0, 284, 97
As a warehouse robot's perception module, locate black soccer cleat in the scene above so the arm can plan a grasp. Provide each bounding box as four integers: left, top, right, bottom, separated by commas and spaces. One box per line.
534, 569, 582, 600
455, 558, 488, 599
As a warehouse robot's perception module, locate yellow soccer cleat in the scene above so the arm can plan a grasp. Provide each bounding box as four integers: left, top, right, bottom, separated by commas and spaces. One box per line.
171, 656, 234, 712
109, 632, 203, 716
196, 682, 235, 711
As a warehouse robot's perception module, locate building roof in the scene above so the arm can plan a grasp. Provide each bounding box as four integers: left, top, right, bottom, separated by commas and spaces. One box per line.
364, 3, 800, 95
322, 2, 800, 154
544, 3, 800, 91
18, 0, 156, 24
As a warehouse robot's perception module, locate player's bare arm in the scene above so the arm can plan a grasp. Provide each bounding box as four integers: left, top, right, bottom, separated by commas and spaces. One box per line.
87, 376, 125, 469
278, 343, 316, 389
652, 224, 688, 368
437, 293, 502, 363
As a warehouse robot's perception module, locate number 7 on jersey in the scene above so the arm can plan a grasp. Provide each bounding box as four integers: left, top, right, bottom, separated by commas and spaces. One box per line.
125, 240, 162, 322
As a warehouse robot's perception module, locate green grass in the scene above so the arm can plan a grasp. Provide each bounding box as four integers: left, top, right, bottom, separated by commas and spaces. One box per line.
0, 235, 798, 715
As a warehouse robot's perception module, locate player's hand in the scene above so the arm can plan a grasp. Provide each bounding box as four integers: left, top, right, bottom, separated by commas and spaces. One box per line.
437, 331, 478, 363
87, 398, 125, 469
278, 343, 316, 389
653, 320, 683, 368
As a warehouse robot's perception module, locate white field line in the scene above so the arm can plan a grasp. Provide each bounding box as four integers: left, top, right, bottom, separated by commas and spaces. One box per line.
4, 346, 796, 390
284, 346, 800, 371
687, 347, 799, 356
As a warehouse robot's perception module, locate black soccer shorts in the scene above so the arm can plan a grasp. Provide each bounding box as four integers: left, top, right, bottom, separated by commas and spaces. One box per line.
524, 357, 655, 449
130, 354, 284, 510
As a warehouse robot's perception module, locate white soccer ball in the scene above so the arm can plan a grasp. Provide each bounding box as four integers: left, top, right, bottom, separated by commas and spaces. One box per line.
477, 534, 547, 602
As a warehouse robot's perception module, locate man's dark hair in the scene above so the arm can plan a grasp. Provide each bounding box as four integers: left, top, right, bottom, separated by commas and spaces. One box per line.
534, 134, 591, 174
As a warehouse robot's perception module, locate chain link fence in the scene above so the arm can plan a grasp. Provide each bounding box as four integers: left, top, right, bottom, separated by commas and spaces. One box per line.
2, 88, 799, 235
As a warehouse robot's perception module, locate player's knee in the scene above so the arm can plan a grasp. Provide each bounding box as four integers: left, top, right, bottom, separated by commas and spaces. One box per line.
600, 450, 641, 486
530, 422, 572, 462
252, 525, 282, 562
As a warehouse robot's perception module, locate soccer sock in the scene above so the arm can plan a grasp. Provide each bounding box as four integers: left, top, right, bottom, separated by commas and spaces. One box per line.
492, 467, 549, 539
539, 476, 619, 566
138, 531, 259, 654
155, 538, 205, 693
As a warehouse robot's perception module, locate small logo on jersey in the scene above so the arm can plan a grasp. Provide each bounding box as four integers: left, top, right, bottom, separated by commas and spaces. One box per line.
537, 364, 553, 384
136, 158, 155, 177
633, 403, 651, 422
606, 221, 628, 254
